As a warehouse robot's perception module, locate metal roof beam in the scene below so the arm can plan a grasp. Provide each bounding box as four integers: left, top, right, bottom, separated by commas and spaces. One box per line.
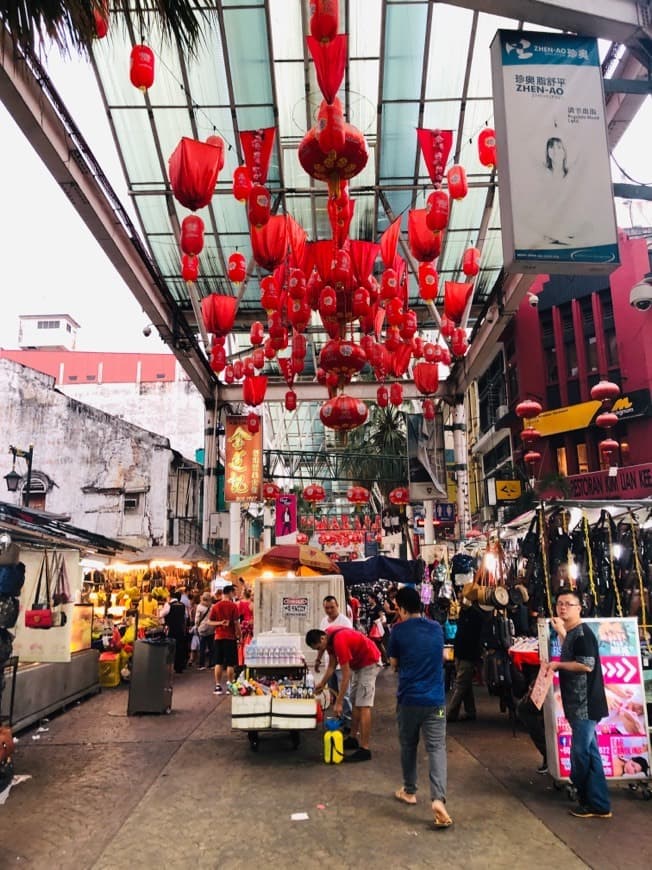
217, 380, 442, 403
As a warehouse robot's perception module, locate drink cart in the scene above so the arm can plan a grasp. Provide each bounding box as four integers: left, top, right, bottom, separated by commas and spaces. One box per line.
230, 630, 319, 752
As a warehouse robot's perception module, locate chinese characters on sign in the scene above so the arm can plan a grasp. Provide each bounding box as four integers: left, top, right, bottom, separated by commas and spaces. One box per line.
224, 415, 262, 502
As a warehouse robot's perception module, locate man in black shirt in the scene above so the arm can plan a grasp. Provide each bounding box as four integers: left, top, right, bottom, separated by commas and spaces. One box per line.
549, 589, 611, 819
446, 601, 485, 722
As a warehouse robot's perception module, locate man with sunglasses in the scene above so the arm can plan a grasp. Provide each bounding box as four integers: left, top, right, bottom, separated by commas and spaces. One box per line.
549, 588, 611, 819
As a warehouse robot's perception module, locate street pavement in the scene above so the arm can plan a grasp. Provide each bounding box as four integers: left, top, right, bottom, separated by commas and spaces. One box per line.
0, 666, 650, 869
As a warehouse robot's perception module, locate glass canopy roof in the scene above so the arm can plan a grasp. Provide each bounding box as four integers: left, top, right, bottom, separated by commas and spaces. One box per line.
87, 1, 568, 456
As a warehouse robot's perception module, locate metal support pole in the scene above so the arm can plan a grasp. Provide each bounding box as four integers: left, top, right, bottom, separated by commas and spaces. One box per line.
452, 403, 471, 540
423, 500, 435, 546
202, 409, 218, 548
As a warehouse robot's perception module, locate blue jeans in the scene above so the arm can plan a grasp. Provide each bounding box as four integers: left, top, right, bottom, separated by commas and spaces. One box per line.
568, 718, 611, 813
329, 668, 352, 728
396, 705, 447, 801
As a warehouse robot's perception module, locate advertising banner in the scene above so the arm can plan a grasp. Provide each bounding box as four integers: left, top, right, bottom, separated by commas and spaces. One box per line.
224, 415, 263, 503
407, 413, 447, 501
539, 617, 651, 781
491, 31, 619, 274
275, 493, 298, 540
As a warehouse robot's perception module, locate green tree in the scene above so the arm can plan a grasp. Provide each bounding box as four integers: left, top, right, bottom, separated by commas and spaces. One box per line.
339, 405, 407, 505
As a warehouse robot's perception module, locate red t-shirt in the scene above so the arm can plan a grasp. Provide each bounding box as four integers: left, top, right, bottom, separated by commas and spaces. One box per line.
349, 596, 360, 623
326, 626, 380, 670
210, 599, 239, 640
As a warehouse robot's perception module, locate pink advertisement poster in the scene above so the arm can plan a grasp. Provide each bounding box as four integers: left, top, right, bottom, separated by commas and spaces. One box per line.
275, 494, 297, 539
541, 617, 651, 781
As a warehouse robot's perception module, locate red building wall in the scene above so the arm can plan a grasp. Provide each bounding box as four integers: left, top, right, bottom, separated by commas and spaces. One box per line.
0, 350, 177, 385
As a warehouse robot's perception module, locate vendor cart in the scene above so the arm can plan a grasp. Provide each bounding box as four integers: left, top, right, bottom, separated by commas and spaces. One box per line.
230, 631, 319, 751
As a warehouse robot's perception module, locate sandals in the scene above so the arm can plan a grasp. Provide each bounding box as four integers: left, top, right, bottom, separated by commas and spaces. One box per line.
394, 787, 417, 805
432, 799, 453, 828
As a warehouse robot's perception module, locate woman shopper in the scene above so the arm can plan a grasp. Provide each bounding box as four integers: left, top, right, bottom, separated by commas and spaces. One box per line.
195, 591, 214, 670
367, 591, 389, 665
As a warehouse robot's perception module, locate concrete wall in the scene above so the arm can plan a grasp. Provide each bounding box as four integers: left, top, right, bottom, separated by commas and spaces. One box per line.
0, 358, 182, 547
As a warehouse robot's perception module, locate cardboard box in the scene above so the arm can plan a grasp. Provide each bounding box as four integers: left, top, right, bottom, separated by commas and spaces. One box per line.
231, 694, 272, 730
271, 697, 317, 730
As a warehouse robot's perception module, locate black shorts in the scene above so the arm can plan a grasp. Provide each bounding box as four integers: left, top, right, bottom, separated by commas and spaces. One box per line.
212, 638, 238, 667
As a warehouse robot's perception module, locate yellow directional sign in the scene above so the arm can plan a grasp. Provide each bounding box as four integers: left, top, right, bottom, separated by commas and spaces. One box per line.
496, 480, 522, 501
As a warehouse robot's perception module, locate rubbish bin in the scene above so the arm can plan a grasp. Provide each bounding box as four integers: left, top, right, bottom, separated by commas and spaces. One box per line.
127, 638, 175, 715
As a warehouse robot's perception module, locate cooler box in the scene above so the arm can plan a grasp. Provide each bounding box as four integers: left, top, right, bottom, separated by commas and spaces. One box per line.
271, 698, 317, 730
231, 694, 272, 730
99, 652, 121, 688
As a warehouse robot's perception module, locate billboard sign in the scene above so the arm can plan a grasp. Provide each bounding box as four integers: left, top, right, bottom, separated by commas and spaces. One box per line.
224, 415, 262, 502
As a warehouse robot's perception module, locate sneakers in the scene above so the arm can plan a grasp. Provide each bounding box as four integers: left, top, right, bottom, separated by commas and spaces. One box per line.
198, 667, 207, 671
213, 685, 223, 695
536, 763, 549, 775
344, 748, 372, 763
569, 805, 612, 819
343, 736, 359, 750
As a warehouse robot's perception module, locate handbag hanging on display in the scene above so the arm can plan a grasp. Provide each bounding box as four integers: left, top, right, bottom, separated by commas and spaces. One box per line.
24, 551, 54, 630
52, 551, 71, 606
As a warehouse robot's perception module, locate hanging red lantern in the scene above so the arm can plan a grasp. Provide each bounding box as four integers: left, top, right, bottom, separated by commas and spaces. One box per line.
423, 342, 442, 364
384, 326, 402, 353
260, 275, 281, 313
515, 399, 543, 419
444, 281, 474, 324
252, 348, 265, 370
596, 411, 619, 429
451, 327, 468, 358
319, 339, 367, 381
288, 268, 307, 299
210, 344, 226, 373
250, 321, 265, 346
385, 298, 405, 327
130, 44, 155, 92
269, 322, 288, 351
287, 298, 311, 332
447, 164, 468, 200
246, 412, 260, 434
285, 390, 298, 412
478, 128, 497, 167
380, 269, 399, 304
228, 252, 247, 284
264, 338, 276, 360
320, 394, 368, 431
262, 482, 281, 501
524, 451, 542, 466
389, 487, 410, 506
318, 285, 338, 319
413, 362, 439, 395
389, 382, 403, 407
243, 356, 255, 378
181, 254, 199, 283
303, 484, 326, 503
418, 262, 439, 301
232, 360, 244, 380
439, 314, 455, 339
600, 438, 620, 456
590, 380, 620, 407
293, 333, 307, 359
296, 532, 310, 545
377, 385, 389, 408
242, 374, 268, 407
298, 122, 368, 198
180, 215, 205, 256
310, 0, 339, 41
400, 310, 418, 341
247, 183, 271, 228
168, 137, 224, 212
93, 5, 109, 38
423, 398, 436, 420
347, 485, 370, 505
426, 190, 450, 231
232, 165, 252, 202
224, 364, 235, 384
412, 336, 424, 359
520, 427, 541, 445
351, 287, 370, 318
440, 347, 452, 367
462, 247, 480, 277
200, 294, 237, 337
317, 98, 346, 154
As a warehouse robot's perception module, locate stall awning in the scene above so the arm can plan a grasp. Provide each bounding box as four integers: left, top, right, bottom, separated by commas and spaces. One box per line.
336, 556, 423, 587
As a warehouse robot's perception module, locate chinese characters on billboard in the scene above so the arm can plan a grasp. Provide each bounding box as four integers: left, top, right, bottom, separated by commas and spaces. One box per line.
224, 416, 262, 502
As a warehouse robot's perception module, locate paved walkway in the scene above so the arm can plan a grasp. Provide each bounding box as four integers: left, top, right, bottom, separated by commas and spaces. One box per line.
1, 667, 650, 869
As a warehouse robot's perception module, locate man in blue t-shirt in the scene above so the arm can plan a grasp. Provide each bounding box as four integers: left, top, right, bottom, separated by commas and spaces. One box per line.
387, 587, 453, 828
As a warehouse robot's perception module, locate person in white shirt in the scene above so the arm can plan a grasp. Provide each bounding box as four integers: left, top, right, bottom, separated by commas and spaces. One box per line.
315, 595, 353, 733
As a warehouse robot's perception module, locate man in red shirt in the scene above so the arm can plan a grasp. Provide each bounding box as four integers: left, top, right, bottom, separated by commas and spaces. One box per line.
306, 626, 380, 762
208, 584, 240, 695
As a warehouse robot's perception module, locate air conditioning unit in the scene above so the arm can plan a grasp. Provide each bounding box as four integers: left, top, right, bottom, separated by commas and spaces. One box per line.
495, 405, 509, 420
480, 506, 494, 523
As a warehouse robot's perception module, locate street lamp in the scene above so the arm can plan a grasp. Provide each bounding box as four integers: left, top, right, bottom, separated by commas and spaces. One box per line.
5, 445, 34, 507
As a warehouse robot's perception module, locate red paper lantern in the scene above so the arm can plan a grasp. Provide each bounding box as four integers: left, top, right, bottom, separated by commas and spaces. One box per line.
385, 298, 404, 327
228, 252, 247, 284
285, 390, 297, 412
252, 348, 265, 370
243, 356, 255, 378
320, 395, 369, 431
260, 275, 281, 313
440, 347, 452, 367
233, 360, 244, 380
515, 399, 543, 419
201, 294, 237, 337
524, 450, 542, 465
462, 247, 480, 277
168, 138, 223, 211
520, 427, 541, 445
180, 215, 204, 257
210, 344, 226, 373
590, 380, 620, 406
317, 98, 346, 153
447, 164, 468, 200
451, 327, 468, 358
377, 385, 389, 408
93, 6, 109, 38
444, 281, 473, 325
400, 310, 418, 341
423, 342, 442, 364
287, 298, 311, 332
380, 269, 399, 304
319, 340, 367, 380
408, 209, 443, 262
269, 322, 288, 351
599, 438, 619, 456
389, 487, 410, 506
303, 484, 326, 503
298, 122, 368, 198
478, 128, 497, 167
232, 165, 252, 202
318, 285, 338, 319
296, 532, 309, 545
310, 0, 339, 41
246, 412, 260, 434
423, 398, 436, 420
389, 382, 403, 407
250, 321, 265, 346
352, 286, 371, 318
418, 262, 439, 301
413, 362, 439, 395
426, 190, 449, 232
293, 333, 307, 359
347, 485, 370, 505
181, 254, 199, 283
264, 339, 276, 360
288, 268, 307, 299
130, 45, 155, 92
596, 411, 618, 429
262, 482, 281, 501
247, 184, 271, 228
224, 364, 235, 384
242, 375, 268, 407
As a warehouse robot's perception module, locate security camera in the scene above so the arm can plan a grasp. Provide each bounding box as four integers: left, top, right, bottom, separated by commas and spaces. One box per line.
629, 274, 652, 311
142, 325, 152, 337
527, 293, 539, 308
